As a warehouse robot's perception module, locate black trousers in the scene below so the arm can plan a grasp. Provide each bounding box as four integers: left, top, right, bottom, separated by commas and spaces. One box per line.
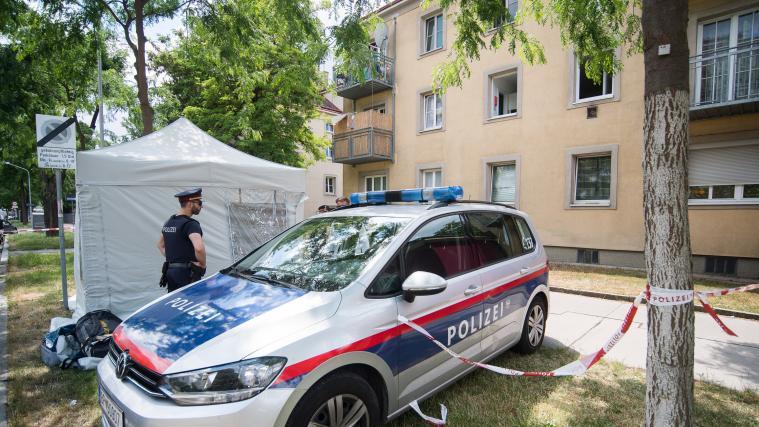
166, 267, 193, 292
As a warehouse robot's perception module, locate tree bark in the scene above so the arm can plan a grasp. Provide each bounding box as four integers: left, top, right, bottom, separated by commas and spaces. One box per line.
642, 0, 694, 425
133, 0, 154, 135
41, 170, 58, 236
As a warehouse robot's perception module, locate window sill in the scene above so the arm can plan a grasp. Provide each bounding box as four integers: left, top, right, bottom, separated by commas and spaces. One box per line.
484, 113, 519, 124
418, 47, 445, 59
569, 201, 613, 209
689, 200, 759, 207
418, 127, 444, 135
568, 95, 617, 110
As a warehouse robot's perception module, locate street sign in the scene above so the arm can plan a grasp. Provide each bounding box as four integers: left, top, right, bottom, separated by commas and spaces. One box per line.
36, 114, 76, 169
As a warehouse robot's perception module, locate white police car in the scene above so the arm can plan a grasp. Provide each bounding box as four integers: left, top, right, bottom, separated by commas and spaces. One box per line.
97, 186, 549, 427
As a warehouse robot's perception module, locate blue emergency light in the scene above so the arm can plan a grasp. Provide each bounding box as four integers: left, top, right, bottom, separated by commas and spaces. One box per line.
349, 186, 464, 205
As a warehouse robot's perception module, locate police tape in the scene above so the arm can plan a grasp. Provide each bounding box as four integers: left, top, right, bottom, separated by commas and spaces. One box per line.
401, 283, 758, 424
14, 226, 74, 233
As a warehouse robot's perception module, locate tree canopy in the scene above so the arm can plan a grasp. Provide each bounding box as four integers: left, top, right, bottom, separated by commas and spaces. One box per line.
152, 0, 330, 167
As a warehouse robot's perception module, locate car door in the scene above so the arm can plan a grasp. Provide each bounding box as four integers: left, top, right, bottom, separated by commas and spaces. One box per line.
472, 212, 541, 357
396, 214, 484, 408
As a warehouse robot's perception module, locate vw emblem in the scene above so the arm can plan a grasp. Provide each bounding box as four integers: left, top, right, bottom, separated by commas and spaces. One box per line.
115, 351, 132, 380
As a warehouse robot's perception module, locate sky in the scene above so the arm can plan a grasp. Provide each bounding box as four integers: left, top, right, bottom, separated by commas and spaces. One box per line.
97, 4, 340, 140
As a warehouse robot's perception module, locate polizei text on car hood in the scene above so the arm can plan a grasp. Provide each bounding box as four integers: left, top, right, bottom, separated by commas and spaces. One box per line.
112, 273, 341, 374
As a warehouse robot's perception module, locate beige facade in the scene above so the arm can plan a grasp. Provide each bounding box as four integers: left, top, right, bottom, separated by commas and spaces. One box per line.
304, 96, 345, 217
332, 0, 759, 277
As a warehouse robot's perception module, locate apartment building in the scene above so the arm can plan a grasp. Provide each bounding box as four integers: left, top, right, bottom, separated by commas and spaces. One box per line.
331, 0, 759, 278
304, 95, 345, 216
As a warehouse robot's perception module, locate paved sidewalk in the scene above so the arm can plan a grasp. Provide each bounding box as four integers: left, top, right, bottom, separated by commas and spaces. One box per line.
0, 240, 8, 427
545, 292, 759, 391
8, 248, 73, 255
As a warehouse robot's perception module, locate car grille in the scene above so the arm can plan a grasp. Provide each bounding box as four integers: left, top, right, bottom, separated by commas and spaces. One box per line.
109, 341, 166, 398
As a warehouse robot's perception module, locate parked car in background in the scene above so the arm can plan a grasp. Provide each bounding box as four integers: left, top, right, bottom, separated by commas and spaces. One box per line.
97, 186, 549, 427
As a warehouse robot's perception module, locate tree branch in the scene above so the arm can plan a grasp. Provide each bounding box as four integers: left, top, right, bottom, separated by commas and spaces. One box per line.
98, 0, 126, 28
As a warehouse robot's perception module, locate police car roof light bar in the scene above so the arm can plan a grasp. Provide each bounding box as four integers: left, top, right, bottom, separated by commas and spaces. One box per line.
349, 186, 464, 205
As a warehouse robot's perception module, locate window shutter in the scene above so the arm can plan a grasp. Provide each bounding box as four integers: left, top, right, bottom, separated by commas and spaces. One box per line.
689, 144, 759, 186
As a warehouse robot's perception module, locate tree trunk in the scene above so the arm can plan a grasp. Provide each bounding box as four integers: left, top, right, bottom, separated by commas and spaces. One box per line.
19, 183, 28, 225
642, 0, 694, 425
134, 0, 154, 135
41, 170, 58, 236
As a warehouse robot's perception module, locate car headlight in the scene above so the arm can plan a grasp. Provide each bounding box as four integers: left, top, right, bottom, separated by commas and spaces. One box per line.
158, 357, 286, 405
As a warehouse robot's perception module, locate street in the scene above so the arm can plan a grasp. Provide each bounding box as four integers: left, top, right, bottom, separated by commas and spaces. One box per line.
546, 292, 759, 391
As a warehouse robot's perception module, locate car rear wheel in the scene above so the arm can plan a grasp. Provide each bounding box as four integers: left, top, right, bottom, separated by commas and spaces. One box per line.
515, 296, 546, 354
285, 371, 380, 427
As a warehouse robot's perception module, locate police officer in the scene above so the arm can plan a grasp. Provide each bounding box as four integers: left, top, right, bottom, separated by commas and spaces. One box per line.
157, 188, 206, 292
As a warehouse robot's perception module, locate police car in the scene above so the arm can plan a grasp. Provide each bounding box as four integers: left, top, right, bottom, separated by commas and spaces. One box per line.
97, 186, 549, 427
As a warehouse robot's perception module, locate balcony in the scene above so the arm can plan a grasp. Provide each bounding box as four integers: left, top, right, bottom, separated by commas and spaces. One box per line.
689, 45, 759, 120
334, 52, 394, 100
332, 110, 393, 165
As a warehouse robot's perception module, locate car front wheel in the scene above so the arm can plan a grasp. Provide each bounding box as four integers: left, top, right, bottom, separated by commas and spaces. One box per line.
285, 371, 380, 427
515, 296, 546, 353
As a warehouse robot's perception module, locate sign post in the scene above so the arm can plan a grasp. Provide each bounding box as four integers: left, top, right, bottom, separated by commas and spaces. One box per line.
36, 114, 76, 310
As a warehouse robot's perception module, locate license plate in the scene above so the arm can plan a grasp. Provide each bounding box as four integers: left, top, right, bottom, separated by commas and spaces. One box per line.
98, 385, 124, 427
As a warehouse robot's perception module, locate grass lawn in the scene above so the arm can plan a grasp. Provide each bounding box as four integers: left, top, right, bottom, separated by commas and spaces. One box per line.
550, 265, 759, 314
4, 253, 758, 426
7, 231, 74, 251
5, 252, 100, 427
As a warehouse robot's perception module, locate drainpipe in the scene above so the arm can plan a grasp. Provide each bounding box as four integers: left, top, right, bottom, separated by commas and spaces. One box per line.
391, 16, 397, 164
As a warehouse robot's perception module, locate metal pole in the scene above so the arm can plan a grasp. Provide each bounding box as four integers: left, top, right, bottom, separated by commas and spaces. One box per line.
56, 169, 69, 310
97, 47, 104, 143
26, 168, 32, 224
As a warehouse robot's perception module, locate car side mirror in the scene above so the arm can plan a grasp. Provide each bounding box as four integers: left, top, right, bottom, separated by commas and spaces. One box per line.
401, 271, 447, 303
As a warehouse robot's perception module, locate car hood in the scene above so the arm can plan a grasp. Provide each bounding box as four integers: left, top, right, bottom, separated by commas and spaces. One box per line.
112, 272, 341, 374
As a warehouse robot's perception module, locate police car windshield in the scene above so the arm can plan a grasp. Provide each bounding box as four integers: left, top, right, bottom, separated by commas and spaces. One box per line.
231, 216, 410, 292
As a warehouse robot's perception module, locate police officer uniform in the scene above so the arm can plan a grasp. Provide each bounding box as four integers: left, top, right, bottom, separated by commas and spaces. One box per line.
161, 188, 205, 292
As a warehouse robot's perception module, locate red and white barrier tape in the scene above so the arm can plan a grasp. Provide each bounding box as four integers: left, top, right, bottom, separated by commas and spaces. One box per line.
403, 283, 757, 424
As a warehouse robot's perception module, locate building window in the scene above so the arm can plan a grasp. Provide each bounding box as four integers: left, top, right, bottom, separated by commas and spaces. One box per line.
490, 163, 516, 204
696, 9, 759, 106
325, 123, 334, 134
364, 104, 386, 114
365, 175, 387, 191
705, 256, 737, 275
324, 176, 336, 195
421, 168, 442, 187
423, 13, 444, 54
575, 57, 614, 103
577, 249, 599, 264
325, 146, 333, 159
574, 155, 611, 203
492, 0, 518, 28
422, 92, 443, 130
688, 144, 759, 205
489, 70, 518, 118
566, 145, 618, 208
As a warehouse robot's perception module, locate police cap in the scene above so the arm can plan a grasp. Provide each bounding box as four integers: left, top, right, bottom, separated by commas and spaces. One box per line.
174, 188, 202, 202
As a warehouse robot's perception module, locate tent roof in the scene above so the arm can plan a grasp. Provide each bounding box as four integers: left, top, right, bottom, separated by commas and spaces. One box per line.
76, 118, 304, 190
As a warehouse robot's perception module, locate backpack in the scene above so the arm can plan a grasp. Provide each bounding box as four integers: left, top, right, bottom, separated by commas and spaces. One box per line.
74, 310, 122, 359
39, 310, 122, 369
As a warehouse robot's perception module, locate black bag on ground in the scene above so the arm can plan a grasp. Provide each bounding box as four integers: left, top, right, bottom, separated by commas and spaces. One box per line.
74, 310, 122, 358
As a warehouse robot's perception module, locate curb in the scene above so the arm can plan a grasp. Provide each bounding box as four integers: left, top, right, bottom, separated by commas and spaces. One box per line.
0, 238, 9, 427
551, 286, 759, 321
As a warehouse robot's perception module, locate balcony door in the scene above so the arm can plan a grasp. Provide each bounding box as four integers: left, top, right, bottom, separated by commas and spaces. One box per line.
696, 9, 759, 106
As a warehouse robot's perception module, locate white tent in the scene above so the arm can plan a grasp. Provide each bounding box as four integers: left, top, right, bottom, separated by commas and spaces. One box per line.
74, 118, 306, 319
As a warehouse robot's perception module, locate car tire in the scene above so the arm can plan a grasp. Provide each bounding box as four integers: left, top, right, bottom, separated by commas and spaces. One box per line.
515, 296, 546, 354
285, 371, 381, 427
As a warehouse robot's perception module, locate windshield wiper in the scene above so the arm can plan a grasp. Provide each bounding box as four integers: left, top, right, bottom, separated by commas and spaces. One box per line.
228, 269, 299, 290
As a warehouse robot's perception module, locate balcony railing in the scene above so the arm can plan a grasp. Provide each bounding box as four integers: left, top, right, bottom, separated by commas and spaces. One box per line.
332, 110, 393, 165
690, 44, 759, 119
334, 51, 394, 100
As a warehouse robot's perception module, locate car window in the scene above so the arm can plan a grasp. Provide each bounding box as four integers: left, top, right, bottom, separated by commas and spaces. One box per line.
466, 212, 512, 265
368, 253, 403, 296
404, 215, 478, 279
513, 216, 536, 253
231, 216, 410, 292
502, 214, 529, 257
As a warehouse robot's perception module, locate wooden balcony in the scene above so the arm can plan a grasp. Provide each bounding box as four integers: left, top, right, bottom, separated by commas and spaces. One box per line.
332, 111, 393, 165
